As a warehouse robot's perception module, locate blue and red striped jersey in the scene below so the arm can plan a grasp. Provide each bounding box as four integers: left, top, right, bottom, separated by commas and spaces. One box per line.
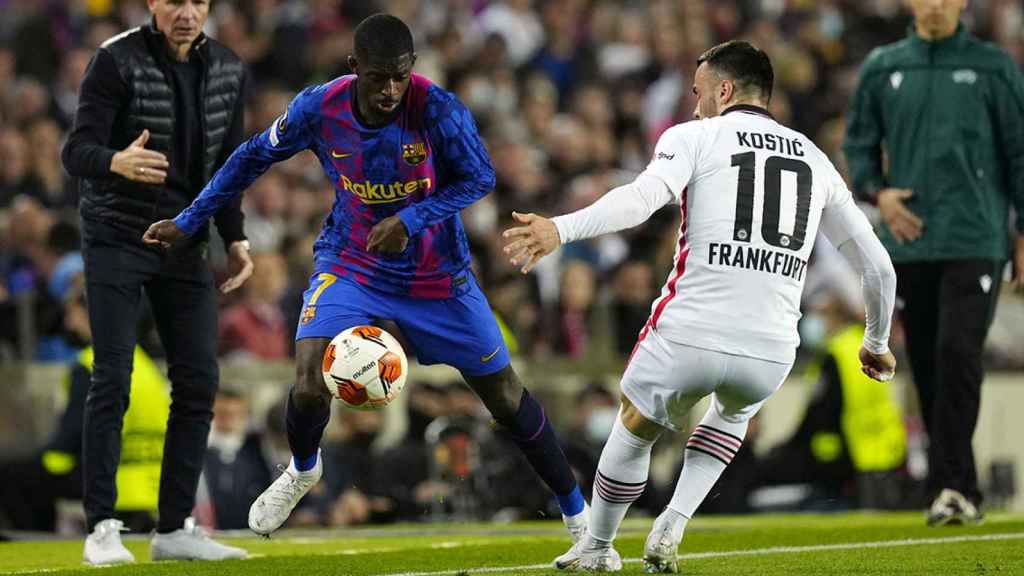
175, 74, 495, 298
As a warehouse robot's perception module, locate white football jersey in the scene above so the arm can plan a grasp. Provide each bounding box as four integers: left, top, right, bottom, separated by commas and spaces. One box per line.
640, 106, 872, 363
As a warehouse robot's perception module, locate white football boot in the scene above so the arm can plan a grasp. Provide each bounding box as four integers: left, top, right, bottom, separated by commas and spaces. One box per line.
248, 451, 322, 535
576, 545, 623, 572
554, 535, 623, 572
83, 519, 135, 565
642, 511, 681, 573
554, 539, 585, 570
151, 517, 247, 561
555, 503, 590, 569
564, 502, 590, 543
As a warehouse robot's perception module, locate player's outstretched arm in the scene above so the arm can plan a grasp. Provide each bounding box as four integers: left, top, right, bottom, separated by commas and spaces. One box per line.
502, 212, 560, 274
502, 174, 673, 274
142, 137, 279, 248
145, 87, 321, 247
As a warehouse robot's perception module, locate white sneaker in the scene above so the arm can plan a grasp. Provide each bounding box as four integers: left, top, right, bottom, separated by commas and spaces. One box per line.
928, 488, 985, 526
927, 488, 960, 526
83, 519, 135, 566
248, 452, 322, 535
643, 514, 680, 573
563, 502, 590, 543
151, 517, 247, 561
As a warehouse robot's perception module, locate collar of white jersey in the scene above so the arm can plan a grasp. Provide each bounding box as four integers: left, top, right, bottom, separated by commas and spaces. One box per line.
721, 104, 774, 120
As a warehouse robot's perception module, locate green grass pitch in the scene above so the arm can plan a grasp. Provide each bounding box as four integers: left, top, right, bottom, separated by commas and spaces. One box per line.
1, 512, 1022, 575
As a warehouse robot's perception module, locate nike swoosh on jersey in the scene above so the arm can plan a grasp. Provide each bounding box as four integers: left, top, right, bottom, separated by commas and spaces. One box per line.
331, 150, 353, 159
480, 346, 501, 362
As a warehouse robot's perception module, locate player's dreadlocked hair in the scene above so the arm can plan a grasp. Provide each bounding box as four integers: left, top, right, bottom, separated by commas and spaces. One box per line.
353, 13, 415, 61
697, 40, 774, 102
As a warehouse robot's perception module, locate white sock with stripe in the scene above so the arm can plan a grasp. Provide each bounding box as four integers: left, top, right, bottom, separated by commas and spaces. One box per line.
589, 416, 655, 548
667, 403, 747, 530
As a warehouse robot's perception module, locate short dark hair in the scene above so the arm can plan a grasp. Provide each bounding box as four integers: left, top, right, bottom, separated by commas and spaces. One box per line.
697, 40, 773, 102
353, 13, 415, 61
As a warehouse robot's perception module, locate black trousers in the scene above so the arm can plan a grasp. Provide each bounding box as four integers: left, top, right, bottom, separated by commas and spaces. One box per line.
81, 221, 218, 533
895, 260, 1002, 505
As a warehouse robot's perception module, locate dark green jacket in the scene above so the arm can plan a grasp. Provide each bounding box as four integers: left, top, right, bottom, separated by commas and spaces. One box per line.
843, 24, 1024, 262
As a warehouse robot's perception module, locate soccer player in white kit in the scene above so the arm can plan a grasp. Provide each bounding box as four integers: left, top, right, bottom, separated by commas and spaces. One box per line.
503, 41, 898, 573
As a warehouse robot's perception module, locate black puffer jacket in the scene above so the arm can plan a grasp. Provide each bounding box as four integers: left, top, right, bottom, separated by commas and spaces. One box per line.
63, 22, 246, 243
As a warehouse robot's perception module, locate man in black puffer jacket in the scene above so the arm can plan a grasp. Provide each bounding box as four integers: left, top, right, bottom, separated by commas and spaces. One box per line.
62, 0, 251, 565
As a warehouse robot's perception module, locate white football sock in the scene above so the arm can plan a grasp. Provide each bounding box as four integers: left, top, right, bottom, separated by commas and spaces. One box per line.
668, 402, 748, 520
656, 504, 690, 543
589, 416, 655, 546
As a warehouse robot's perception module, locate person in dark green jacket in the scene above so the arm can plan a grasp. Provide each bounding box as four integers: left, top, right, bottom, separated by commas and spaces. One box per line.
844, 0, 1024, 527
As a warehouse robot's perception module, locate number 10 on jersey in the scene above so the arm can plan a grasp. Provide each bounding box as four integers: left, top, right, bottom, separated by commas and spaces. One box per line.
731, 152, 812, 252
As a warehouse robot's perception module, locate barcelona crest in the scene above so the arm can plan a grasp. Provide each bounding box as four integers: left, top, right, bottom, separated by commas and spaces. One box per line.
300, 305, 316, 325
402, 142, 427, 166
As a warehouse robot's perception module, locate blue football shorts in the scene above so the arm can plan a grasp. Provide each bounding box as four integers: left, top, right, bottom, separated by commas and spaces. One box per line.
294, 267, 510, 377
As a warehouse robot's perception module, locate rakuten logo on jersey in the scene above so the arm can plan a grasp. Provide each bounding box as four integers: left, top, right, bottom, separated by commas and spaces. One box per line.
340, 175, 432, 204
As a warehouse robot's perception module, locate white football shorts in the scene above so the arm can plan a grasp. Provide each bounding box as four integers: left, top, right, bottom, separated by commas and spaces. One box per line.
620, 327, 793, 431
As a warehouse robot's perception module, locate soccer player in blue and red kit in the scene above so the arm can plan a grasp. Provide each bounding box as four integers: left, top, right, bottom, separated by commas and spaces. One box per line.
143, 14, 587, 540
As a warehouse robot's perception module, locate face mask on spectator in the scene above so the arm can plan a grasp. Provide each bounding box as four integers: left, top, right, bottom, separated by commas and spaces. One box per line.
208, 429, 245, 462
586, 407, 618, 445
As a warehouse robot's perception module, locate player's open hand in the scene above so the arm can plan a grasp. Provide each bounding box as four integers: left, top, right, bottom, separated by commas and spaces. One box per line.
110, 129, 169, 185
142, 219, 185, 248
221, 240, 254, 294
859, 346, 896, 382
502, 211, 560, 274
366, 215, 410, 254
877, 188, 923, 244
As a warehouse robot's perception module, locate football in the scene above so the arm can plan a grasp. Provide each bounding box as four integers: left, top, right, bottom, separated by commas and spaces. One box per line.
322, 325, 408, 411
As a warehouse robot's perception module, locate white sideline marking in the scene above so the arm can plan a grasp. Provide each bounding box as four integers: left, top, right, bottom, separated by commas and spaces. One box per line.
382, 532, 1024, 576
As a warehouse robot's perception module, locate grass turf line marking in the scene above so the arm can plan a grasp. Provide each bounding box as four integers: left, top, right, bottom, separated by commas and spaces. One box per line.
383, 532, 1024, 576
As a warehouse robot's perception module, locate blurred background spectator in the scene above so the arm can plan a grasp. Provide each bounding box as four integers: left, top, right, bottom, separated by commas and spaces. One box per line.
200, 388, 273, 530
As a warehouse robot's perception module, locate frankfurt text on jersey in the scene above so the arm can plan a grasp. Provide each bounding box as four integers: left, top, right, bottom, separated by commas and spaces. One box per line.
708, 242, 808, 281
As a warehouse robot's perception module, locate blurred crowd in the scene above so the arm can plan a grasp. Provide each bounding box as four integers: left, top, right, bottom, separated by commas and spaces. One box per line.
1, 0, 1024, 531
2, 0, 1024, 366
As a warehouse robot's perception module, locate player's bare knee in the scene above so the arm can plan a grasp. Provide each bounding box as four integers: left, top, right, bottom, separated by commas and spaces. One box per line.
293, 338, 332, 409
712, 399, 755, 425
292, 381, 330, 413
465, 366, 522, 423
499, 371, 524, 409
619, 395, 663, 441
295, 362, 329, 401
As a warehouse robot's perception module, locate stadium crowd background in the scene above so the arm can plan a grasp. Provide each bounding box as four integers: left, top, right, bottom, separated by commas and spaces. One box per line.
1, 0, 1023, 531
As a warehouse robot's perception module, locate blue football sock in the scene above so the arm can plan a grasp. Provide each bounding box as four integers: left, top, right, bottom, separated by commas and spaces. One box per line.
293, 453, 319, 472
557, 485, 586, 517
503, 389, 581, 513
285, 387, 329, 471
